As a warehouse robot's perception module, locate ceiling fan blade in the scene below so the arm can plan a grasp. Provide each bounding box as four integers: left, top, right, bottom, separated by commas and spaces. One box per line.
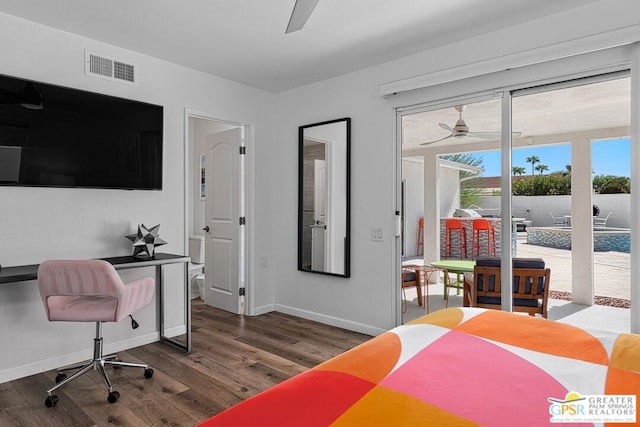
420, 134, 453, 146
286, 0, 320, 34
439, 122, 453, 132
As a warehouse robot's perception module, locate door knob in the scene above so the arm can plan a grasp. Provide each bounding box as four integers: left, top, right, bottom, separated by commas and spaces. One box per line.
203, 226, 210, 232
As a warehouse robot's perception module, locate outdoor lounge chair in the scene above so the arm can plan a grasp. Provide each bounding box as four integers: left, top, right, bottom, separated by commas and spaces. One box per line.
549, 211, 567, 227
594, 212, 612, 227
470, 257, 551, 318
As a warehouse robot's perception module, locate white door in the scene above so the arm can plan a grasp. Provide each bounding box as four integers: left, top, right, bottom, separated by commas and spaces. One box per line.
203, 128, 242, 314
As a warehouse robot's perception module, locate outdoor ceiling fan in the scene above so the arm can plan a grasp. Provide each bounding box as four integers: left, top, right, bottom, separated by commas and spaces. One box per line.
420, 105, 521, 145
286, 0, 320, 33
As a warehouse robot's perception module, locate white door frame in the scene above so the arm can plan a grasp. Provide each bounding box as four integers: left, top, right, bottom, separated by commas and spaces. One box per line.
184, 108, 254, 315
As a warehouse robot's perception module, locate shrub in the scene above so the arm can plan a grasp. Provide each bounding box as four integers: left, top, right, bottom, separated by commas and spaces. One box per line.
598, 176, 630, 194
512, 175, 571, 196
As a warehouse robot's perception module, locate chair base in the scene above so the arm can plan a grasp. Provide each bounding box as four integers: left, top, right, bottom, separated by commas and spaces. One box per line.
44, 322, 153, 407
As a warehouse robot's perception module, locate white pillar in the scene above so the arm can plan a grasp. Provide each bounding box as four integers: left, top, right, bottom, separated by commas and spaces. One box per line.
571, 137, 594, 305
630, 43, 640, 333
423, 151, 440, 265
500, 94, 513, 312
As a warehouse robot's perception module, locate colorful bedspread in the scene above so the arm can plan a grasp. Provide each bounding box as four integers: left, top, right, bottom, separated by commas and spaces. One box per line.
199, 308, 640, 426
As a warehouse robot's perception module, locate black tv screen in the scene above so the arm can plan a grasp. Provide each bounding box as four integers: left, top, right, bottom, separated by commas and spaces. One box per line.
0, 74, 163, 190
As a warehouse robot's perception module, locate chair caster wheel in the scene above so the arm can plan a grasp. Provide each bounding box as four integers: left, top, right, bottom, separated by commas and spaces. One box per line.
144, 368, 154, 379
45, 395, 59, 408
111, 357, 121, 369
55, 373, 67, 384
107, 391, 120, 404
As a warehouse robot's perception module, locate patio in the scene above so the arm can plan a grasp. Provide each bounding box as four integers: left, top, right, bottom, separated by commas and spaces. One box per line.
402, 234, 631, 332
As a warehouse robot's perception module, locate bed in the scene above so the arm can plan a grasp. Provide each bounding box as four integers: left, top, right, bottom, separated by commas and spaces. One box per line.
198, 308, 640, 426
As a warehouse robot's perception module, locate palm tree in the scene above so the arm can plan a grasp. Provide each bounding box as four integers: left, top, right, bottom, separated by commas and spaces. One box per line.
441, 153, 484, 208
535, 164, 549, 175
526, 155, 540, 175
512, 166, 526, 176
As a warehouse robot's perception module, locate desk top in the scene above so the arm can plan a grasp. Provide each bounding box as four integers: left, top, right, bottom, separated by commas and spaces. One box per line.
430, 260, 476, 272
0, 253, 190, 284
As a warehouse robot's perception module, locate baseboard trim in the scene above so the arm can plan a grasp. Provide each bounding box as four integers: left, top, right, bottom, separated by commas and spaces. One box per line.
252, 303, 275, 316
163, 325, 187, 338
0, 332, 158, 384
273, 304, 385, 336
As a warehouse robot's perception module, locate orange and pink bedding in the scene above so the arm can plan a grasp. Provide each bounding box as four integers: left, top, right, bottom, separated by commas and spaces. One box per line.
199, 307, 640, 426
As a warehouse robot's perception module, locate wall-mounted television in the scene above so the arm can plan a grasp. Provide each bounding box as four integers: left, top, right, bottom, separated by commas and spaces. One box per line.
0, 74, 163, 190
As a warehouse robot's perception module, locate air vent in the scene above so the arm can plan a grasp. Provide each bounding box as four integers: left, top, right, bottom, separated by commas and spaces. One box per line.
85, 51, 137, 84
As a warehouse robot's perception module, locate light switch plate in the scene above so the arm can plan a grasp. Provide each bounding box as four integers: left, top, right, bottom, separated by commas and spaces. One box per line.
371, 227, 383, 242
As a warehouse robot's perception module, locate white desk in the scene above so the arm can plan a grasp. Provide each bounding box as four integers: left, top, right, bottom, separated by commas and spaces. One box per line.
0, 253, 192, 352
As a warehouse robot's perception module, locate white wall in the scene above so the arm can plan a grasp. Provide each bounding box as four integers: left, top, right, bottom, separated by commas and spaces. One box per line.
402, 158, 424, 257
1, 0, 639, 381
271, 0, 640, 335
275, 71, 397, 334
0, 12, 276, 382
402, 159, 463, 258
440, 167, 462, 218
479, 194, 630, 228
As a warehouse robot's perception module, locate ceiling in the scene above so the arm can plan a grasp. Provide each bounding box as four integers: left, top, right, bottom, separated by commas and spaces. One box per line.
0, 0, 596, 93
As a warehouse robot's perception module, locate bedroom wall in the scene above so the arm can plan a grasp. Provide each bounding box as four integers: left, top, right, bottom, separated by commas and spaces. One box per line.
1, 0, 638, 381
0, 12, 277, 382
271, 0, 640, 335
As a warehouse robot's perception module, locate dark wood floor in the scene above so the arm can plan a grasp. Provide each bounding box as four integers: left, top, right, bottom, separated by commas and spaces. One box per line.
0, 300, 371, 426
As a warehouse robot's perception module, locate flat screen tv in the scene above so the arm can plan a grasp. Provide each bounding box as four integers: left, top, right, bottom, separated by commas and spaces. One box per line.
0, 74, 163, 190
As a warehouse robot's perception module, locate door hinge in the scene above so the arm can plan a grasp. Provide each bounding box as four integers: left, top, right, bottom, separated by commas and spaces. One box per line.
239, 287, 246, 296
239, 216, 246, 225
239, 146, 246, 155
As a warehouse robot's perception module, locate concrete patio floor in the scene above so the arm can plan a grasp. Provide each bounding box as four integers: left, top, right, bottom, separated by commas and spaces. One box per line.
516, 234, 630, 301
402, 234, 632, 333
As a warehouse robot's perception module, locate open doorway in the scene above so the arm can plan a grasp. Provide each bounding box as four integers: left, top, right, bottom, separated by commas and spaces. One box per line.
186, 111, 249, 315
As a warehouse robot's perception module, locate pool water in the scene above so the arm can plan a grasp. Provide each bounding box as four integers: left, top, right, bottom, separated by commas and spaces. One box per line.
526, 227, 630, 253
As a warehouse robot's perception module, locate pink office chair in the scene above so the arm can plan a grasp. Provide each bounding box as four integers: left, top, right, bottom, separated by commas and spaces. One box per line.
38, 259, 155, 407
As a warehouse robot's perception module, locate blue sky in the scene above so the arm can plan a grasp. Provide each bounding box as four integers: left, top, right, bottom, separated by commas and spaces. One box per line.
479, 138, 630, 177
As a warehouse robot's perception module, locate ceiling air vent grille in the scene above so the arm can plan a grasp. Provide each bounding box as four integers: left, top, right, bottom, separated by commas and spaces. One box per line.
114, 61, 135, 83
85, 51, 137, 85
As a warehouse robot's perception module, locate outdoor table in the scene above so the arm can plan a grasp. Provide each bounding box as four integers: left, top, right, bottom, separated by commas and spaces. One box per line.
429, 259, 475, 305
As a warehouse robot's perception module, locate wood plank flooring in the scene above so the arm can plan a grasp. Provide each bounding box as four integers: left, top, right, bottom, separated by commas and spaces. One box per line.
0, 300, 371, 426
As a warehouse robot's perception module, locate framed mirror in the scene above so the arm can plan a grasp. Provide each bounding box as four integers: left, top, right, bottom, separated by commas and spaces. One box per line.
298, 118, 350, 277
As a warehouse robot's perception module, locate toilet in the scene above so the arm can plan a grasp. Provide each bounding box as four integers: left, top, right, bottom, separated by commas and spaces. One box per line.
188, 235, 205, 299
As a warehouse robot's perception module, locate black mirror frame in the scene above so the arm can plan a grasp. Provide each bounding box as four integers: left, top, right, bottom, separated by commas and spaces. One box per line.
297, 117, 351, 277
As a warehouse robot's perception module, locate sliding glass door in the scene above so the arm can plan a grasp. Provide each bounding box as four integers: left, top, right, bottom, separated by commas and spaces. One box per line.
398, 72, 632, 327
511, 74, 630, 313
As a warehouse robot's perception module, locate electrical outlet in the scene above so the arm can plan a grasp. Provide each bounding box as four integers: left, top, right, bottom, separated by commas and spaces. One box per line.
371, 227, 383, 242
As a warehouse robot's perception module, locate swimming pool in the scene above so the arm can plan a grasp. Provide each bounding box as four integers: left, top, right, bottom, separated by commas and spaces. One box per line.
526, 227, 630, 253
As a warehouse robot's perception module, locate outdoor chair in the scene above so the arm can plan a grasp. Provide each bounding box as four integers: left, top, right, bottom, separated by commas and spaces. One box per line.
402, 264, 449, 314
594, 212, 612, 227
549, 211, 567, 227
470, 257, 551, 318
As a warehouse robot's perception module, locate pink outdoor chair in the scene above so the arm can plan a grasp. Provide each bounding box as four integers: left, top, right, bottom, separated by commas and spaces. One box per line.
38, 259, 155, 407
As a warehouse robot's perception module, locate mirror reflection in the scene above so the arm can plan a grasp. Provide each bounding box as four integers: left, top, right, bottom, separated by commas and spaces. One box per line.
298, 118, 350, 277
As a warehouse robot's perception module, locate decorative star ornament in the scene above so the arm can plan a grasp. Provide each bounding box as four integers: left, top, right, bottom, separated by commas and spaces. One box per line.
125, 224, 167, 258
